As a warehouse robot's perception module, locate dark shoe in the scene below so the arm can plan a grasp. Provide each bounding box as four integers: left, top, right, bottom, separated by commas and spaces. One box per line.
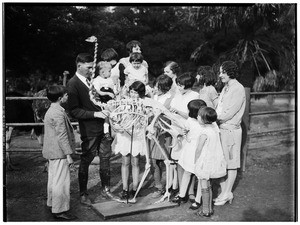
189, 201, 201, 210
169, 188, 179, 198
80, 194, 92, 206
130, 189, 137, 198
172, 195, 188, 204
53, 212, 77, 220
120, 190, 129, 200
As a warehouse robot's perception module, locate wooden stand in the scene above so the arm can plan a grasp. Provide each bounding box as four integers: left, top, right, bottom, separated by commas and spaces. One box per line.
92, 194, 178, 220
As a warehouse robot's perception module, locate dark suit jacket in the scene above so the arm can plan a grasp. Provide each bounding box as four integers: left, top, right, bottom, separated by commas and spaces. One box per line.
67, 74, 104, 137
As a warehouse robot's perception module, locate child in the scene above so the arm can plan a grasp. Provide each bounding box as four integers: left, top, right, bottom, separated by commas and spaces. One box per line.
42, 85, 77, 220
172, 99, 207, 205
93, 61, 116, 103
149, 75, 174, 198
100, 48, 122, 97
196, 66, 218, 109
119, 40, 148, 69
194, 107, 227, 217
124, 52, 148, 85
93, 61, 115, 139
124, 52, 152, 97
169, 72, 199, 201
111, 81, 150, 199
163, 61, 181, 96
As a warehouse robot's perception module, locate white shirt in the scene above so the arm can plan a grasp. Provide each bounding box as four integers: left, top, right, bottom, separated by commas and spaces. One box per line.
93, 76, 114, 91
124, 64, 148, 84
76, 72, 90, 88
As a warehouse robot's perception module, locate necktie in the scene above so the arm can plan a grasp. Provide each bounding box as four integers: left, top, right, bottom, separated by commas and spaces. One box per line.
86, 78, 91, 87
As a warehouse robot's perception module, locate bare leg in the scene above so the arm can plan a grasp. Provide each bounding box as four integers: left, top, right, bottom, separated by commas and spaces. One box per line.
195, 179, 202, 203
188, 175, 196, 198
178, 171, 192, 197
121, 155, 130, 191
131, 155, 140, 191
225, 169, 237, 194
177, 164, 184, 192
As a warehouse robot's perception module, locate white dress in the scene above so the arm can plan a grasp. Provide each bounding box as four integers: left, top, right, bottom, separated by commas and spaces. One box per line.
111, 127, 147, 157
111, 98, 149, 157
194, 123, 227, 180
170, 90, 199, 160
178, 117, 202, 173
199, 85, 218, 108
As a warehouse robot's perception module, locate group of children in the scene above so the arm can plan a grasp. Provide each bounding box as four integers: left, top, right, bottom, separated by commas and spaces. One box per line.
42, 40, 229, 220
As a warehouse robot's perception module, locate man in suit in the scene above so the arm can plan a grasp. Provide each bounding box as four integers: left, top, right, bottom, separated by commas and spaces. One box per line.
67, 53, 113, 205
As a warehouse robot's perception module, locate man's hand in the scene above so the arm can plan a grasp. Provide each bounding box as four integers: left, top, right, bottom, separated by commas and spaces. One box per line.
94, 110, 110, 119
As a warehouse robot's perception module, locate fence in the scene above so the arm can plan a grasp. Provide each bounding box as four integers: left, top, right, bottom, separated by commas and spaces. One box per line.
5, 90, 295, 171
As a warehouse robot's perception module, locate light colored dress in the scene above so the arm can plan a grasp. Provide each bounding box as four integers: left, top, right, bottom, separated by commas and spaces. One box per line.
111, 98, 148, 157
170, 90, 199, 160
124, 64, 148, 84
199, 85, 218, 108
194, 123, 227, 180
178, 117, 202, 174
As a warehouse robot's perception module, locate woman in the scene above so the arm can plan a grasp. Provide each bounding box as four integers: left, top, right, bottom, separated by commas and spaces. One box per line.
214, 61, 246, 205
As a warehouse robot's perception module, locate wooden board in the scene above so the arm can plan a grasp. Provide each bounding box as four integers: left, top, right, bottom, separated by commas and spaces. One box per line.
91, 194, 178, 220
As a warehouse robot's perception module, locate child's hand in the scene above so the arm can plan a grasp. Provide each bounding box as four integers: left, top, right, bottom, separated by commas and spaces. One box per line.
66, 155, 75, 169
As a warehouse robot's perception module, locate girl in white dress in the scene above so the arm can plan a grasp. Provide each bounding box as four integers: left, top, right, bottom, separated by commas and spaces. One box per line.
172, 99, 207, 205
194, 107, 227, 217
111, 81, 149, 199
170, 73, 199, 201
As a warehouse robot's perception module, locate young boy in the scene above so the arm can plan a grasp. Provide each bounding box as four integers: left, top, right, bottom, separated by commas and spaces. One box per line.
42, 85, 77, 220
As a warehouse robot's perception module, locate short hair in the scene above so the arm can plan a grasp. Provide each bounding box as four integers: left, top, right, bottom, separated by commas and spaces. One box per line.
188, 99, 207, 119
75, 53, 94, 65
46, 85, 66, 102
221, 61, 239, 79
95, 61, 112, 76
154, 74, 173, 94
101, 48, 118, 61
126, 40, 142, 53
164, 61, 181, 76
176, 72, 196, 89
129, 52, 144, 63
129, 81, 146, 98
198, 106, 217, 124
197, 66, 215, 86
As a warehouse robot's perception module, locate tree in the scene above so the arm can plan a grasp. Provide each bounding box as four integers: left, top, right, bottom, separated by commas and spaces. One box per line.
190, 4, 295, 91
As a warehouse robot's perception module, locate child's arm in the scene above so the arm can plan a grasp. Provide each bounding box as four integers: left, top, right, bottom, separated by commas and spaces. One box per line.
144, 67, 149, 84
194, 134, 207, 164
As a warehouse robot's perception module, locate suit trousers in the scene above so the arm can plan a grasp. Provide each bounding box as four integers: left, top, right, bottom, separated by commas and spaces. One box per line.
47, 158, 70, 214
79, 135, 112, 195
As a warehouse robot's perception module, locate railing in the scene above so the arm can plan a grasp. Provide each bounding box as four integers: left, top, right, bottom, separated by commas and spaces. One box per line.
5, 91, 295, 170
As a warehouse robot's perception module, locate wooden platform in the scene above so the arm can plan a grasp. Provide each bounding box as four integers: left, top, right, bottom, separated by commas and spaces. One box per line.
91, 194, 178, 220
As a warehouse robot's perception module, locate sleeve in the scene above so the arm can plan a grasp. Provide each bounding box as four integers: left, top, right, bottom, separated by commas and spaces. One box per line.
209, 86, 218, 101
67, 81, 95, 119
93, 77, 100, 91
218, 86, 245, 122
124, 66, 130, 75
54, 113, 74, 155
119, 63, 126, 87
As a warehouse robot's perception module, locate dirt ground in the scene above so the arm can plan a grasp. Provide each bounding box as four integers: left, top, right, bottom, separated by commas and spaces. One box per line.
4, 132, 296, 222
